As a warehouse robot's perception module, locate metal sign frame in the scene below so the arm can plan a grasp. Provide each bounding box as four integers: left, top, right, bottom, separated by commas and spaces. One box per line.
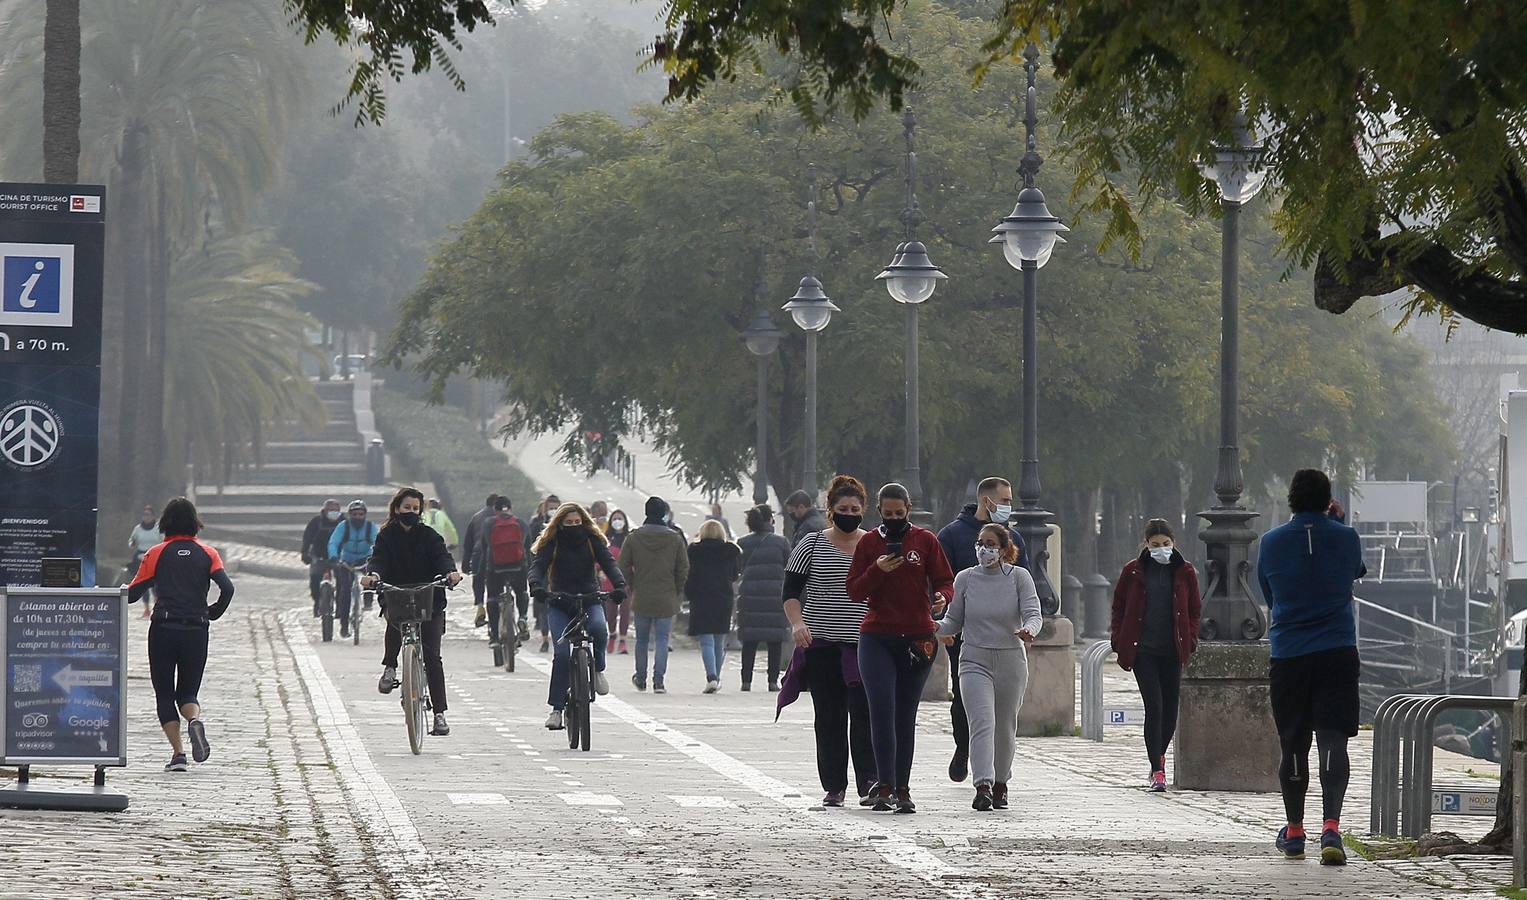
0, 586, 128, 767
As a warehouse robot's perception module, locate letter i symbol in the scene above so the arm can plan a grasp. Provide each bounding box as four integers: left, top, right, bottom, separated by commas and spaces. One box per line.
18, 261, 45, 308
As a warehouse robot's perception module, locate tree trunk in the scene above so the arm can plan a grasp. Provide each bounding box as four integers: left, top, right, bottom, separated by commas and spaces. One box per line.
42, 0, 80, 184
141, 177, 169, 499
111, 121, 152, 511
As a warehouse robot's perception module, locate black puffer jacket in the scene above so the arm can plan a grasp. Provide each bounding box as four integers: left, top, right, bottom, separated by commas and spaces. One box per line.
735, 531, 790, 642
368, 522, 456, 611
685, 538, 742, 636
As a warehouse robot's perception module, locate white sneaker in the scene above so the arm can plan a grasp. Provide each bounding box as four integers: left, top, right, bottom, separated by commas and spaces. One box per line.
545, 710, 564, 730
594, 671, 609, 696
703, 679, 719, 694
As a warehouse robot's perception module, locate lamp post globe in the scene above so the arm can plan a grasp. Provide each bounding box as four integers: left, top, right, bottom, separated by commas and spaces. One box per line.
876, 239, 946, 305
742, 307, 783, 357
1200, 113, 1267, 205
991, 186, 1070, 271
782, 276, 838, 332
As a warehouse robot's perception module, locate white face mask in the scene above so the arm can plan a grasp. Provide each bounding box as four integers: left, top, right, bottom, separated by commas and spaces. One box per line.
975, 545, 1002, 568
1149, 545, 1173, 564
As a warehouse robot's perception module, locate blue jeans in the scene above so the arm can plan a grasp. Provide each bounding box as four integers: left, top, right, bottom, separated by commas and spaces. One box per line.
634, 614, 673, 684
547, 603, 608, 710
698, 633, 727, 680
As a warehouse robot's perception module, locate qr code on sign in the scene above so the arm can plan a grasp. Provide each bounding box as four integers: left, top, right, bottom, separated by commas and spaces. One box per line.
12, 665, 41, 694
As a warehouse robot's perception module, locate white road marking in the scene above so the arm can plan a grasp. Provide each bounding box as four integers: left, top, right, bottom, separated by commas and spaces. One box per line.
448, 793, 510, 805
279, 610, 450, 900
559, 792, 622, 807
669, 795, 735, 808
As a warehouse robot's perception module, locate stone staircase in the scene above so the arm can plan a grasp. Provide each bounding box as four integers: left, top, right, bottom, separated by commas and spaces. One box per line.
197, 380, 397, 553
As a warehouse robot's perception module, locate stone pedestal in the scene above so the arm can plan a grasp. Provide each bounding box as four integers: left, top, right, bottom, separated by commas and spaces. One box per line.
1018, 616, 1075, 737
1174, 641, 1279, 791
1512, 696, 1527, 887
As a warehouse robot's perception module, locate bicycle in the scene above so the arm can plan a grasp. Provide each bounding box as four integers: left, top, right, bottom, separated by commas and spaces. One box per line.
317, 562, 337, 642
375, 577, 453, 755
335, 560, 370, 646
551, 591, 608, 753
488, 569, 528, 673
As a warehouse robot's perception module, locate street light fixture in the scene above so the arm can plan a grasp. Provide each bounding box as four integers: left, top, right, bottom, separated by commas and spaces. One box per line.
876, 105, 946, 513
742, 255, 784, 506
989, 43, 1065, 616
1196, 108, 1269, 642
781, 165, 837, 499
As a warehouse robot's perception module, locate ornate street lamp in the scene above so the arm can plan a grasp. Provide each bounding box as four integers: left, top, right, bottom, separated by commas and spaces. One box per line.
877, 105, 946, 514
781, 165, 838, 499
741, 253, 784, 506
990, 43, 1068, 616
1197, 110, 1269, 642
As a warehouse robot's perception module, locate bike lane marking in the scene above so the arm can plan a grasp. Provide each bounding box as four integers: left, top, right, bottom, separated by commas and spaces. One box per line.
279, 608, 452, 900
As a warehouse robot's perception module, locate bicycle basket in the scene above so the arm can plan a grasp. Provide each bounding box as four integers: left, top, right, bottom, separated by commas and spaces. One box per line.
383, 586, 437, 623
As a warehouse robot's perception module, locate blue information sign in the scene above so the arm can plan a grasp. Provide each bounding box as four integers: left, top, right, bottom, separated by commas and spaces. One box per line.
1, 587, 127, 765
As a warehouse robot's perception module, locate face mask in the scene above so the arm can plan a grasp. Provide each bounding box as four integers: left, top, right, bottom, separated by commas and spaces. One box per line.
1149, 545, 1173, 564
325, 510, 340, 521
610, 518, 625, 531
990, 501, 1013, 523
975, 545, 1001, 567
559, 524, 585, 541
882, 517, 910, 539
832, 512, 862, 533
397, 512, 420, 527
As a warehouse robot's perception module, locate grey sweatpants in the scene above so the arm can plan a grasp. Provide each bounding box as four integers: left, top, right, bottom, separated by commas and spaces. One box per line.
957, 643, 1030, 787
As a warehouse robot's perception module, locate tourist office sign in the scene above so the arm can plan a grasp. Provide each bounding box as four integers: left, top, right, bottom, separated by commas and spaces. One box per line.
0, 183, 106, 588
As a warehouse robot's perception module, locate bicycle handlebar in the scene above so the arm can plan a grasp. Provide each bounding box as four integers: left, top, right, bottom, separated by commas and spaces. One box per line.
371, 576, 457, 592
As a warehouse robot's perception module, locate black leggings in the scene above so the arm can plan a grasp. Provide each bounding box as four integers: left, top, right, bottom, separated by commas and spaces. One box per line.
1279, 729, 1351, 825
740, 641, 782, 685
858, 633, 934, 790
148, 622, 209, 725
803, 643, 875, 795
1131, 650, 1182, 771
382, 614, 449, 713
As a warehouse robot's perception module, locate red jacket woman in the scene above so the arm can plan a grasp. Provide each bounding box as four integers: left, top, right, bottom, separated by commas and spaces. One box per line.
1109, 546, 1202, 670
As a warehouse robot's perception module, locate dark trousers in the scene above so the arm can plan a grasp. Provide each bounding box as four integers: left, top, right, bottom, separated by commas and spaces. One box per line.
382, 614, 448, 713
740, 641, 782, 685
857, 633, 934, 790
472, 569, 488, 605
803, 643, 875, 795
1131, 650, 1182, 771
332, 566, 356, 630
947, 635, 969, 755
308, 560, 329, 605
148, 622, 209, 725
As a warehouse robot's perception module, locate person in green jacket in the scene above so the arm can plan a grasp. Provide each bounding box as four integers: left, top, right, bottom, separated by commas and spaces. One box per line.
423, 498, 459, 552
619, 497, 690, 693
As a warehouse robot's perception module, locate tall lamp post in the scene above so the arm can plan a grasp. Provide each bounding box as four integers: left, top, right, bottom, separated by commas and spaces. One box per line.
877, 105, 947, 519
990, 44, 1068, 616
1197, 111, 1268, 642
742, 251, 784, 506
782, 165, 839, 499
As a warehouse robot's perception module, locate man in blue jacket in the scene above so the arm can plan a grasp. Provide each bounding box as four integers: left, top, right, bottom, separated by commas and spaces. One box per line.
935, 476, 1028, 784
1257, 468, 1366, 867
328, 500, 378, 639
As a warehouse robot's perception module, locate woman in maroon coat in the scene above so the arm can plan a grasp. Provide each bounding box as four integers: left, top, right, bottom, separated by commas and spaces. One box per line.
1110, 518, 1202, 792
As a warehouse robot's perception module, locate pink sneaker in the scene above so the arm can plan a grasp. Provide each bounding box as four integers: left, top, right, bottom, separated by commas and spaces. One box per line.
1149, 770, 1166, 792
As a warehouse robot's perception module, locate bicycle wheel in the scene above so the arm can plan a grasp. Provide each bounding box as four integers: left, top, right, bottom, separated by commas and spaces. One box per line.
351, 584, 363, 645
571, 647, 591, 752
491, 599, 504, 668
500, 597, 517, 673
401, 641, 426, 755
320, 582, 335, 642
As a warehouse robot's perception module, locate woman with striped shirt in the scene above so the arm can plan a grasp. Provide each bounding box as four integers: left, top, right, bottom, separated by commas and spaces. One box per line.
779, 474, 875, 807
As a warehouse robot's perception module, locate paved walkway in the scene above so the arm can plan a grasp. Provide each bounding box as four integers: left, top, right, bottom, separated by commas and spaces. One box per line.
0, 575, 1511, 898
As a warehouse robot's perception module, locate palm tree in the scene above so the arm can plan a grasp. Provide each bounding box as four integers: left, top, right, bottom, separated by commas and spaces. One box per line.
0, 0, 306, 510
42, 0, 80, 183
164, 229, 323, 485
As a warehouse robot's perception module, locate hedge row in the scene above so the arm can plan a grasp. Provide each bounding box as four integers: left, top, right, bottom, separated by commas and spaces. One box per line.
372, 385, 539, 518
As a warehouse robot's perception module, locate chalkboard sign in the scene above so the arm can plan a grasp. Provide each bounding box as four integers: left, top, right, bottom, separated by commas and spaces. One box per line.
1, 587, 127, 765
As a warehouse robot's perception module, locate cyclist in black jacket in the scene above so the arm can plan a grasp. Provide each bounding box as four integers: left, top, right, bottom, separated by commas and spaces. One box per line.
529, 502, 625, 731
128, 498, 234, 772
361, 487, 462, 736
301, 498, 342, 616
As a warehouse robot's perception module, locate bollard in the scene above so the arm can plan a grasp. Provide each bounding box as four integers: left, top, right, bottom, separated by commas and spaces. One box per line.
1082, 573, 1111, 640
1515, 696, 1527, 887
365, 439, 386, 484
1060, 574, 1083, 634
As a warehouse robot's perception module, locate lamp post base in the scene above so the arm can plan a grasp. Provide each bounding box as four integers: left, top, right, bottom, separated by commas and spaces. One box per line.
1012, 506, 1059, 617
1195, 505, 1265, 642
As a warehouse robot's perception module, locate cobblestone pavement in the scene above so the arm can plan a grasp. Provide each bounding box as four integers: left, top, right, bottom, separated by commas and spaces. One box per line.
0, 575, 1511, 898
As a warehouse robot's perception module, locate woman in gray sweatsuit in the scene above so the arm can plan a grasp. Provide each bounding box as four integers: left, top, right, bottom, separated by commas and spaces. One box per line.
937, 522, 1042, 811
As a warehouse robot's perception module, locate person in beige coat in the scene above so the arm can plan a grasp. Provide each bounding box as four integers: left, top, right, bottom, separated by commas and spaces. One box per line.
619, 497, 690, 693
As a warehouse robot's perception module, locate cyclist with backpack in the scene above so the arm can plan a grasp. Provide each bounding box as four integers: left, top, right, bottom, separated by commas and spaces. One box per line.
478, 496, 531, 647
327, 500, 377, 639
529, 502, 626, 731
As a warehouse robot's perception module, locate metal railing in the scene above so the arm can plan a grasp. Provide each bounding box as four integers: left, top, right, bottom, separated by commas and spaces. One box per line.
1369, 692, 1512, 838
1354, 596, 1456, 693
1080, 640, 1143, 742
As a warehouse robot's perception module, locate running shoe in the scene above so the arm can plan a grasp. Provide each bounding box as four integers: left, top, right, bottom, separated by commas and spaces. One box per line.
631, 673, 647, 692
474, 606, 487, 628
594, 672, 609, 696
768, 679, 780, 693
431, 713, 450, 736
340, 625, 350, 639
187, 718, 211, 763
545, 710, 564, 730
618, 639, 629, 655
1149, 770, 1166, 792
859, 782, 881, 807
539, 637, 550, 654
740, 682, 752, 692
607, 636, 618, 654
1320, 829, 1347, 866
972, 783, 993, 811
653, 680, 666, 695
1276, 826, 1306, 860
893, 787, 916, 814
165, 753, 188, 773
703, 680, 719, 694
377, 666, 398, 694
949, 748, 969, 783
992, 782, 1008, 810
518, 619, 531, 642
871, 785, 896, 812
822, 790, 845, 808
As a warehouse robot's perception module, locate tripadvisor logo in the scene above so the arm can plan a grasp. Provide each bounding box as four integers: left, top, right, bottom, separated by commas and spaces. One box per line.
0, 398, 63, 470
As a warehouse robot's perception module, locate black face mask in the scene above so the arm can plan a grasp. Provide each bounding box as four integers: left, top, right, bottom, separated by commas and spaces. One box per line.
397, 512, 420, 527
832, 512, 862, 533
558, 524, 585, 542
882, 517, 910, 539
